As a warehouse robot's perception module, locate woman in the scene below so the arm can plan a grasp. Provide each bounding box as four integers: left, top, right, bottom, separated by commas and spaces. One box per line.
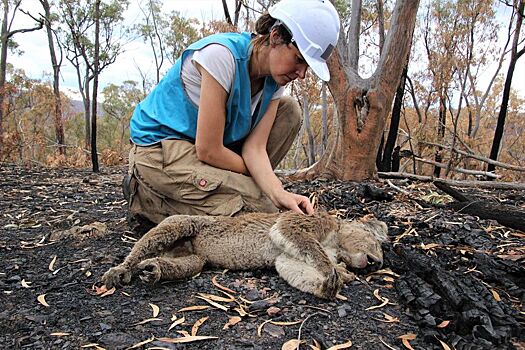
125, 0, 340, 228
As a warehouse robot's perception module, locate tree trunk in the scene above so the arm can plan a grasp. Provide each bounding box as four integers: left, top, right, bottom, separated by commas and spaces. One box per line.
378, 61, 407, 172
0, 0, 9, 151
41, 0, 65, 155
291, 0, 420, 181
302, 90, 315, 166
487, 0, 524, 175
321, 82, 328, 154
91, 0, 100, 172
434, 93, 447, 178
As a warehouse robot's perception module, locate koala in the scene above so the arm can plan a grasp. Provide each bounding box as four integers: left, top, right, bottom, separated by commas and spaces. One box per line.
102, 211, 388, 299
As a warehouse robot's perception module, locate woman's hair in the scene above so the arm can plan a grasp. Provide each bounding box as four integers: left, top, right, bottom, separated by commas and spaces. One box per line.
252, 13, 293, 51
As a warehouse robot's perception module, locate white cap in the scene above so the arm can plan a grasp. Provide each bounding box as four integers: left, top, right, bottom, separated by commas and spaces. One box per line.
269, 0, 340, 81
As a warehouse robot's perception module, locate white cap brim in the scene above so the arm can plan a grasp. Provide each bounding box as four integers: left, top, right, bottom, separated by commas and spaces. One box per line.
303, 54, 330, 81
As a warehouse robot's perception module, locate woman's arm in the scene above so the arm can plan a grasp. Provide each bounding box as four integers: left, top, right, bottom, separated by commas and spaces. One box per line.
195, 64, 249, 175
242, 99, 313, 214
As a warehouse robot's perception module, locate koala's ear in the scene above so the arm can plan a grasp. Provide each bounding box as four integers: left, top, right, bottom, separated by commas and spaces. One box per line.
366, 220, 389, 243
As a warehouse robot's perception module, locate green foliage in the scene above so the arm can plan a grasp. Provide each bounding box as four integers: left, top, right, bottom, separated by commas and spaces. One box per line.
165, 11, 200, 63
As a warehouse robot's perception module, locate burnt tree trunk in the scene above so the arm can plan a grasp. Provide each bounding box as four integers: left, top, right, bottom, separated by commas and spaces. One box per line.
377, 61, 408, 172
487, 0, 524, 176
291, 0, 420, 181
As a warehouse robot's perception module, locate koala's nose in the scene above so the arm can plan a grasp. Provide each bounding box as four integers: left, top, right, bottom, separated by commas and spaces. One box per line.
368, 255, 383, 268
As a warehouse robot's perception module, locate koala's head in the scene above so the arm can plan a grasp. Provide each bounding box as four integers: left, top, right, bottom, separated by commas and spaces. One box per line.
337, 218, 388, 270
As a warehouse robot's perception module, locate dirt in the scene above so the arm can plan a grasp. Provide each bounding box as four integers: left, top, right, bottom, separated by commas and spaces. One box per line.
0, 163, 523, 350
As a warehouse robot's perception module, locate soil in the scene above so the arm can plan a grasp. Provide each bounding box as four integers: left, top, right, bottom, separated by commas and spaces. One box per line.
0, 163, 523, 350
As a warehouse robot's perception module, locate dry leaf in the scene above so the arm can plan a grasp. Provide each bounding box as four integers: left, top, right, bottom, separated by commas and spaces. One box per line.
37, 294, 50, 307
398, 334, 417, 340
421, 243, 440, 250
49, 255, 57, 271
157, 336, 218, 344
168, 316, 185, 331
436, 337, 452, 350
191, 316, 209, 336
401, 338, 414, 350
327, 340, 353, 349
132, 318, 162, 326
197, 292, 234, 303
308, 339, 322, 350
370, 268, 400, 277
80, 344, 105, 350
437, 320, 450, 328
50, 332, 70, 336
21, 279, 31, 288
223, 316, 242, 330
257, 319, 273, 337
383, 277, 395, 283
126, 336, 155, 349
195, 296, 229, 311
100, 287, 115, 297
378, 338, 397, 350
365, 299, 389, 311
270, 320, 302, 326
336, 293, 348, 301
373, 312, 399, 323
177, 330, 191, 337
212, 275, 236, 294
150, 303, 160, 317
399, 333, 416, 350
491, 289, 501, 301
282, 339, 304, 350
177, 305, 210, 313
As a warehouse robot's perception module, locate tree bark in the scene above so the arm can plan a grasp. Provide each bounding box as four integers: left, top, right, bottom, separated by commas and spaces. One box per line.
40, 0, 65, 155
290, 0, 420, 181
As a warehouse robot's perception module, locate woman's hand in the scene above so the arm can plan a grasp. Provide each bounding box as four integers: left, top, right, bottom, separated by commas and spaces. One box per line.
272, 190, 314, 215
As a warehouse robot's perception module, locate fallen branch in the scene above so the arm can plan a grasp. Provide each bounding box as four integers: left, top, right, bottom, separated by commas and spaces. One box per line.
413, 157, 500, 179
418, 141, 525, 172
433, 181, 525, 231
378, 172, 525, 190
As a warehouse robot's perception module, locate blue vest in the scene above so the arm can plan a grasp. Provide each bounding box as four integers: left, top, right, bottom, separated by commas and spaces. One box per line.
130, 32, 280, 146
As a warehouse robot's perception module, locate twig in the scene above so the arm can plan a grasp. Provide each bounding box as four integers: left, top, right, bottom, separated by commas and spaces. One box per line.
379, 172, 525, 190
297, 312, 326, 348
386, 179, 410, 195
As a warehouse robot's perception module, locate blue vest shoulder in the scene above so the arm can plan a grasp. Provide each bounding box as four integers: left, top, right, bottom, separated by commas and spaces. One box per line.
130, 32, 280, 146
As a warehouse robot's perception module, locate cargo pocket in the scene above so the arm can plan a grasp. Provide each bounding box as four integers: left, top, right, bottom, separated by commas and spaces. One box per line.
179, 170, 225, 201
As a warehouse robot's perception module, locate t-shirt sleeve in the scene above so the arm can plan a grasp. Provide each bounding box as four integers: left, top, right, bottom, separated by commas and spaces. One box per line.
272, 86, 285, 100
192, 44, 235, 92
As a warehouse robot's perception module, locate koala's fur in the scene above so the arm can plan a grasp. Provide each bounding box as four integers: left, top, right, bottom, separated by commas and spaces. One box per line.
102, 211, 388, 299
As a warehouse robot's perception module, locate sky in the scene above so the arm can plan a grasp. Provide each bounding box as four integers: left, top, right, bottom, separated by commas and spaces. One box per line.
7, 0, 525, 99
9, 0, 237, 97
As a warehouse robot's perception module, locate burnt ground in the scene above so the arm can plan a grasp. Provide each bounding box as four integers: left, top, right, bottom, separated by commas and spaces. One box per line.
0, 163, 523, 350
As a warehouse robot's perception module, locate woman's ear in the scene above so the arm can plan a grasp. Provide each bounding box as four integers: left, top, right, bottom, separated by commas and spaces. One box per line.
269, 27, 283, 46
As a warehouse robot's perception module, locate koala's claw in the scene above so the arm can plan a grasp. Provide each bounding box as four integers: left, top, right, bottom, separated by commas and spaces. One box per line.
335, 262, 356, 283
102, 265, 131, 288
137, 260, 161, 284
319, 267, 343, 299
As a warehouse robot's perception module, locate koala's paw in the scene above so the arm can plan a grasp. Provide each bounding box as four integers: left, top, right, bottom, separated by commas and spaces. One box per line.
102, 265, 132, 288
137, 259, 162, 284
318, 267, 343, 300
335, 262, 356, 283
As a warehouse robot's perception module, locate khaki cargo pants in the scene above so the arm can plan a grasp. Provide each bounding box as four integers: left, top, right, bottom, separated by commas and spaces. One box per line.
127, 96, 301, 224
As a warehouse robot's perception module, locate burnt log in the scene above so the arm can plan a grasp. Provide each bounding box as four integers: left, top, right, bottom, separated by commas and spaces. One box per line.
389, 246, 522, 350
434, 181, 525, 231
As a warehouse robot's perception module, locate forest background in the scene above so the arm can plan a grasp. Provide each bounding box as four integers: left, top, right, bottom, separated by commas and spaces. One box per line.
0, 0, 524, 182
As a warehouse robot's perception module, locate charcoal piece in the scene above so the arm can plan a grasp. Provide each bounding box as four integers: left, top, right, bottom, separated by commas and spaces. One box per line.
392, 246, 520, 348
